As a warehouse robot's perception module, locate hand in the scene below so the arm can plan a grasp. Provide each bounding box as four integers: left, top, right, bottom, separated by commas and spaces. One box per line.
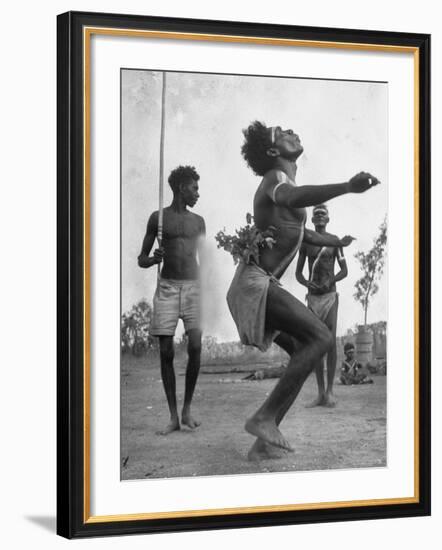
311, 281, 331, 292
317, 281, 331, 292
307, 281, 321, 291
347, 172, 380, 193
152, 247, 165, 264
339, 235, 355, 247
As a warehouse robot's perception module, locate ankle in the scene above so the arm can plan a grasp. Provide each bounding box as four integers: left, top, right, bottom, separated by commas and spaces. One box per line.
249, 411, 274, 424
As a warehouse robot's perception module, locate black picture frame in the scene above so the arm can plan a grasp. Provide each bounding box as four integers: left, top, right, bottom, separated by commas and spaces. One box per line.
57, 10, 431, 539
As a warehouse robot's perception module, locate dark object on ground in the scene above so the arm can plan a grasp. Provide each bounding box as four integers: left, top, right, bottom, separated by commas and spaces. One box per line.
367, 359, 387, 375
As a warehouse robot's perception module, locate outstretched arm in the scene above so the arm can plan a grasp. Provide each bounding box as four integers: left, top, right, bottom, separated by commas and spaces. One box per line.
272, 172, 380, 209
303, 228, 355, 248
137, 212, 164, 268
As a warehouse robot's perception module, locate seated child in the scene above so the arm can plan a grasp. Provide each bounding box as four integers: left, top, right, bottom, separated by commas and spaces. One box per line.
340, 342, 373, 385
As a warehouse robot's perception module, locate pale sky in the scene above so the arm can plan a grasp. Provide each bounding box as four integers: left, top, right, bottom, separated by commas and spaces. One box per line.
121, 69, 388, 340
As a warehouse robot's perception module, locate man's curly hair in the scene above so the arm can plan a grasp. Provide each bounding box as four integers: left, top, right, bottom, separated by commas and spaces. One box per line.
241, 121, 275, 176
168, 165, 200, 194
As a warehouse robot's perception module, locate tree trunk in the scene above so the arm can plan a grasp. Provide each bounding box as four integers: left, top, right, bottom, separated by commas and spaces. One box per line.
363, 270, 376, 327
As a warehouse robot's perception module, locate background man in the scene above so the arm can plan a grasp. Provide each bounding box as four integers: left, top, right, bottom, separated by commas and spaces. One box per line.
138, 165, 206, 435
296, 204, 348, 407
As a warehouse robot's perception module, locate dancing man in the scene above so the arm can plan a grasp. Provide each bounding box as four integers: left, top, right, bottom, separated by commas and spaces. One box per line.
138, 165, 205, 434
226, 122, 379, 459
296, 204, 348, 407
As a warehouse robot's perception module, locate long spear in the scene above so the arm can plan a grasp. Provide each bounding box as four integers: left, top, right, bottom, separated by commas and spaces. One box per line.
157, 72, 167, 278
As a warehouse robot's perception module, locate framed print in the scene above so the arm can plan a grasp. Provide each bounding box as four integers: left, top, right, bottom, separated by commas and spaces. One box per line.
57, 11, 431, 538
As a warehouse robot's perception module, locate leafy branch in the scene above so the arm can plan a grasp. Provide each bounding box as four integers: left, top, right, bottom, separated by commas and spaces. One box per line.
353, 217, 387, 326
215, 213, 276, 265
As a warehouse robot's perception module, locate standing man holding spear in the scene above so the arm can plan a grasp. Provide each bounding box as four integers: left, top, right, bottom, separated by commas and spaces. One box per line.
138, 72, 206, 435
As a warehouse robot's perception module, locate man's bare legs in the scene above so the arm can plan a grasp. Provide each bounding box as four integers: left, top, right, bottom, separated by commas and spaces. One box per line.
156, 336, 180, 435
306, 297, 339, 408
245, 283, 333, 451
305, 356, 327, 407
248, 332, 299, 461
325, 300, 338, 405
181, 328, 202, 429
156, 330, 202, 434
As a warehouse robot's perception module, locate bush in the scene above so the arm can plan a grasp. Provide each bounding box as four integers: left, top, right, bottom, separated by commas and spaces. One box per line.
121, 299, 156, 356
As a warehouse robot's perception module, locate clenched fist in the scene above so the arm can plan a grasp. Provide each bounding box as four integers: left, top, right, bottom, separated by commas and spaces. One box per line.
347, 172, 380, 194
152, 247, 165, 264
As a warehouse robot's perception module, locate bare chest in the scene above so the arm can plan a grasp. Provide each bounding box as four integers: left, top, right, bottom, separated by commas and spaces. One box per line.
162, 212, 201, 241
254, 194, 306, 229
307, 246, 335, 267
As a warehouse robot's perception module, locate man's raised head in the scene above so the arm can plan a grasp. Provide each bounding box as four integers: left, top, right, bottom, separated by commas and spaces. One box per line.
241, 121, 275, 176
241, 121, 303, 176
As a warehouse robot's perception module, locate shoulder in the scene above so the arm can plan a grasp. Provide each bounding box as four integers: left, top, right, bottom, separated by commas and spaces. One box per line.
324, 233, 341, 253
189, 212, 206, 229
262, 169, 292, 188
189, 211, 204, 223
146, 210, 159, 227
261, 170, 295, 202
301, 241, 315, 257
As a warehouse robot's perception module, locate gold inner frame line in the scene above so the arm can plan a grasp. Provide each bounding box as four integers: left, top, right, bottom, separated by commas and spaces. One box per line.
82, 26, 420, 524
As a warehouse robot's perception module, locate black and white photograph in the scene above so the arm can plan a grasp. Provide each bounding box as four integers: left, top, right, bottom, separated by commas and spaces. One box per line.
0, 0, 436, 545
120, 69, 388, 481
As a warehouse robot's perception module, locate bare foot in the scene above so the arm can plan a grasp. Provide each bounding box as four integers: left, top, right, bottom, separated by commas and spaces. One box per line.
245, 416, 293, 451
324, 393, 337, 407
156, 418, 180, 436
305, 395, 326, 408
181, 411, 201, 430
248, 438, 288, 461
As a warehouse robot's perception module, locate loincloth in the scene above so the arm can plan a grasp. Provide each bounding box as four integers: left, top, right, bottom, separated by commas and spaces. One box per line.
306, 291, 338, 322
226, 262, 280, 352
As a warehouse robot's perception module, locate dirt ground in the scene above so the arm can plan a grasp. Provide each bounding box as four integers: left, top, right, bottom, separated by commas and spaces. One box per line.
121, 354, 386, 480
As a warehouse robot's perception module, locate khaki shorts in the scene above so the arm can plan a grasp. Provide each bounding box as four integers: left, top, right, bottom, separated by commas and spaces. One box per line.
150, 279, 201, 336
